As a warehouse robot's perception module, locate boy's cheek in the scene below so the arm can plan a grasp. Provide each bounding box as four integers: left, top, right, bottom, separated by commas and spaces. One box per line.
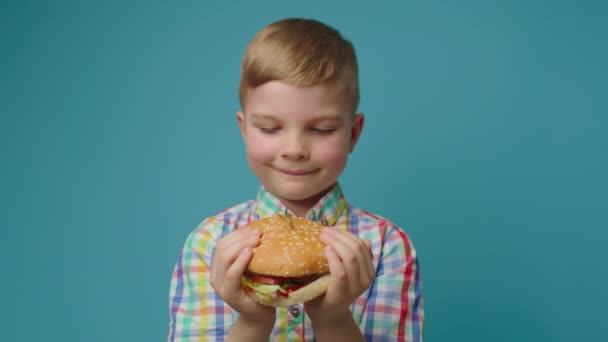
312, 142, 349, 160
246, 140, 276, 161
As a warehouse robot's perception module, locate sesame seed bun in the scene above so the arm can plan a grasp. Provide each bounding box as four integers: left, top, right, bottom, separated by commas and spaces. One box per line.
240, 214, 330, 307
245, 214, 329, 277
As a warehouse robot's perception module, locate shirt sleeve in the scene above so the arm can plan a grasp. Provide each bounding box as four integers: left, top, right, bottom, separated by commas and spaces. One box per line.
360, 222, 424, 341
167, 218, 234, 341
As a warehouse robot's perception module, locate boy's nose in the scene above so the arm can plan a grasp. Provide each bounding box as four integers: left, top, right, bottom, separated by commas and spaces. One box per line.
280, 135, 309, 160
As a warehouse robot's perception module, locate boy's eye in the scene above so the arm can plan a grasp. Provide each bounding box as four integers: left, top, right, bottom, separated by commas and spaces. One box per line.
259, 127, 279, 134
311, 128, 336, 134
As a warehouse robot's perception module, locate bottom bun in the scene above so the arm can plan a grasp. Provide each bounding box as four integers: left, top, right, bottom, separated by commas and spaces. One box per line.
249, 274, 330, 307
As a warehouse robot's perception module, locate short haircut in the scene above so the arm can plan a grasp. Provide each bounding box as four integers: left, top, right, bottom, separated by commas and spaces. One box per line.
239, 18, 359, 114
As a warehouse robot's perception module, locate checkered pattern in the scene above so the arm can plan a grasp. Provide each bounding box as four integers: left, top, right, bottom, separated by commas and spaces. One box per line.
168, 185, 424, 341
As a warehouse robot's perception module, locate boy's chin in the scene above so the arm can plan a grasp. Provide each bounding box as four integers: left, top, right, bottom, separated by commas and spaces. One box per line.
272, 189, 322, 202
266, 183, 335, 203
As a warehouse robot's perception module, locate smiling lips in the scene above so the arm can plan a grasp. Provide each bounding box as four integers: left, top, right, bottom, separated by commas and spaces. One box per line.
275, 167, 318, 176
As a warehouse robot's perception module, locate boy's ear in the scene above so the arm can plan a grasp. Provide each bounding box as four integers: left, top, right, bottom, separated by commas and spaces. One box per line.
236, 111, 246, 139
349, 113, 365, 153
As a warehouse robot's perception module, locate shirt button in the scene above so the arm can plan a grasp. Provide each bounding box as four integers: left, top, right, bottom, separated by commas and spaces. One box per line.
289, 307, 300, 318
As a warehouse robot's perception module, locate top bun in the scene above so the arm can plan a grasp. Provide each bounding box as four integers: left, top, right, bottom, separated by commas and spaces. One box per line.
244, 214, 329, 277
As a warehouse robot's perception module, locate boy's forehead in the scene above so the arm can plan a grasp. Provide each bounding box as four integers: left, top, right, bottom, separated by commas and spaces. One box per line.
242, 81, 354, 117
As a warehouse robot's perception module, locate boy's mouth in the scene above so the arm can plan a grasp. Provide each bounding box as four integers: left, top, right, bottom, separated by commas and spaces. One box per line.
275, 167, 318, 176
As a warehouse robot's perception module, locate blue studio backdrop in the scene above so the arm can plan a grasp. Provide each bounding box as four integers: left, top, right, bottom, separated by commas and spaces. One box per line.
3, 1, 607, 341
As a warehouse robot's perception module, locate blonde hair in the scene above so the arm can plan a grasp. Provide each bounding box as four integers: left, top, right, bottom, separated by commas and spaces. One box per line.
239, 18, 359, 113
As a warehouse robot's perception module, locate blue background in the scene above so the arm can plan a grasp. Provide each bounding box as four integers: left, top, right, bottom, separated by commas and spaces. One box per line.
3, 0, 607, 341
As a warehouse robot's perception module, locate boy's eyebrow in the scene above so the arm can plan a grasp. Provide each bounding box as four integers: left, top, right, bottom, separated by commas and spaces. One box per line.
249, 113, 278, 121
311, 113, 344, 122
250, 112, 344, 121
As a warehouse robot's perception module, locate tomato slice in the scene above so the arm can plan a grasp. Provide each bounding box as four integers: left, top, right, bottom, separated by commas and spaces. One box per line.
283, 283, 304, 292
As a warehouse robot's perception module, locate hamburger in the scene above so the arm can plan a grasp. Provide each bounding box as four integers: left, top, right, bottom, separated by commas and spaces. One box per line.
240, 214, 330, 307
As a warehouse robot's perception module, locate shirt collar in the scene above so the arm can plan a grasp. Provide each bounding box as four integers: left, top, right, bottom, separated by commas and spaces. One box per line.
253, 184, 348, 227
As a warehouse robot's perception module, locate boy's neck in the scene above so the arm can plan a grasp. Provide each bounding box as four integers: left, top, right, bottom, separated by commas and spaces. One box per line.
275, 184, 335, 218
283, 200, 315, 217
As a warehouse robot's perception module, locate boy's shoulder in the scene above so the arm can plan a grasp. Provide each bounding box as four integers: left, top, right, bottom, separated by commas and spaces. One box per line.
198, 199, 256, 233
347, 205, 420, 266
182, 199, 256, 259
347, 204, 397, 229
185, 200, 254, 240
347, 204, 415, 243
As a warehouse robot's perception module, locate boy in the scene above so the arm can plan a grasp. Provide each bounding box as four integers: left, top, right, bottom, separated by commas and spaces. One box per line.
168, 18, 424, 341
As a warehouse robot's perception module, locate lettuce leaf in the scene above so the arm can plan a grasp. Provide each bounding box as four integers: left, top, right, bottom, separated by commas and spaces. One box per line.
241, 276, 284, 294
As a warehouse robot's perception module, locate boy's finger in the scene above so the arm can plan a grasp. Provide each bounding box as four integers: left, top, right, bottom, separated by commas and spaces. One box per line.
218, 228, 260, 249
324, 245, 347, 294
218, 235, 259, 268
223, 247, 253, 294
363, 239, 371, 251
322, 229, 367, 277
324, 233, 374, 294
323, 228, 364, 250
361, 239, 375, 279
324, 240, 364, 296
213, 233, 260, 280
353, 238, 374, 285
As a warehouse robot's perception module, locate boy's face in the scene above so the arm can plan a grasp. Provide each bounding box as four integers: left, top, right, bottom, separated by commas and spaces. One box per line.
237, 81, 364, 214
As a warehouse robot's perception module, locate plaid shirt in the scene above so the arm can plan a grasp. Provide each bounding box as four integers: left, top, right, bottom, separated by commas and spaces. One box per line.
168, 185, 424, 341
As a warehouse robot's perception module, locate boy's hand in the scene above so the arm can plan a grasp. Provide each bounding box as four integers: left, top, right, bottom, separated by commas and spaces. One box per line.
210, 228, 276, 323
305, 228, 375, 323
